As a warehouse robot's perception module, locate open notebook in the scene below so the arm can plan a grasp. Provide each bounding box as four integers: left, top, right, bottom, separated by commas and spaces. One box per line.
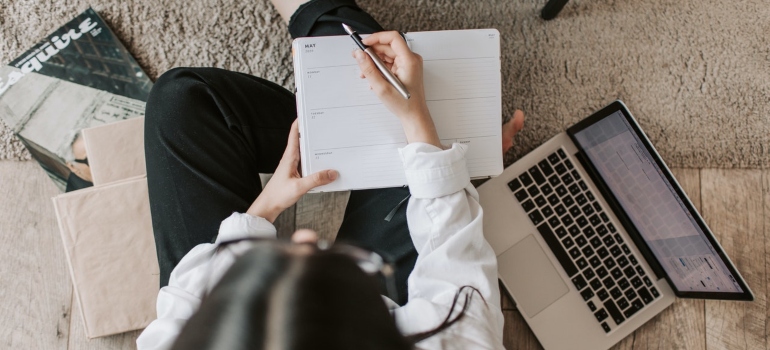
293, 29, 502, 192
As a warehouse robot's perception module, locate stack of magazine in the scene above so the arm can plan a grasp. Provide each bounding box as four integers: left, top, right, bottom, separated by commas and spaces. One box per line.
1, 8, 158, 338
0, 7, 151, 192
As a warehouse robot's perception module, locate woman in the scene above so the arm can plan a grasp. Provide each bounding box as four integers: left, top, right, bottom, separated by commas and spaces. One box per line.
137, 0, 525, 349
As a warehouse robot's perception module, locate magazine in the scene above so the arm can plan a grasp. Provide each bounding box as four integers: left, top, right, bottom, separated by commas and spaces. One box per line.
0, 7, 152, 192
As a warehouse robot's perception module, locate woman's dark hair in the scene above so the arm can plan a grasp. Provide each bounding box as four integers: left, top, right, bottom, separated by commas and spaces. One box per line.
171, 241, 483, 350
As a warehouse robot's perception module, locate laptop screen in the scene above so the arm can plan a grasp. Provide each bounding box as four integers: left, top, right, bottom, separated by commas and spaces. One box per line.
572, 111, 743, 294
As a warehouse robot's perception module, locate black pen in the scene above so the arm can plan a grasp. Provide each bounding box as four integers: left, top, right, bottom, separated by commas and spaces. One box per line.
342, 23, 411, 99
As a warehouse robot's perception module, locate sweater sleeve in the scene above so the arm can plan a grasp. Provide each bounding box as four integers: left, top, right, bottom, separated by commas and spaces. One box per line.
136, 213, 276, 350
393, 142, 505, 350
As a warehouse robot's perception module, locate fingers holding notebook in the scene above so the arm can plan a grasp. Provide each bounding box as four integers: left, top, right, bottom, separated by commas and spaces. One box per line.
247, 120, 338, 222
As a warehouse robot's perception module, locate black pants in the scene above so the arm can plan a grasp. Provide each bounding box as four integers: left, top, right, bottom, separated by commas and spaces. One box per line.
145, 0, 417, 305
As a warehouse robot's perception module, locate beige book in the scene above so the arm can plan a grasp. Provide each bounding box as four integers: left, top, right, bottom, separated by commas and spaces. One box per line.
54, 116, 157, 338
81, 117, 146, 186
52, 176, 158, 338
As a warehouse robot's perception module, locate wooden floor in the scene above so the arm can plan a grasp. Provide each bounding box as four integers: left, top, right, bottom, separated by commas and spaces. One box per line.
1, 161, 766, 349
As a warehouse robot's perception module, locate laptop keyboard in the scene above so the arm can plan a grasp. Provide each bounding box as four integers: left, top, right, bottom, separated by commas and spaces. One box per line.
507, 148, 660, 334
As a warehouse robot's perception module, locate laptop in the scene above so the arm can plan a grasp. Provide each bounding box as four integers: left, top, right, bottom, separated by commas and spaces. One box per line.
478, 100, 753, 350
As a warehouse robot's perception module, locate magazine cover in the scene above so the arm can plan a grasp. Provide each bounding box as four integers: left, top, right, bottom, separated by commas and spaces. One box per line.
0, 7, 152, 192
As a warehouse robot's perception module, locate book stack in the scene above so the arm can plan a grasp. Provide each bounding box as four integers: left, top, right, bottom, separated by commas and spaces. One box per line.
0, 8, 158, 338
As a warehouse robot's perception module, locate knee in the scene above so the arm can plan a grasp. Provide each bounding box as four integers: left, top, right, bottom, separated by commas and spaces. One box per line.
144, 68, 208, 136
144, 68, 208, 152
147, 67, 201, 114
153, 67, 188, 91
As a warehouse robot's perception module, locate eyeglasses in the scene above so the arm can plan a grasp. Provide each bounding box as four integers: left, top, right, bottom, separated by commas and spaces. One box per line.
211, 237, 399, 302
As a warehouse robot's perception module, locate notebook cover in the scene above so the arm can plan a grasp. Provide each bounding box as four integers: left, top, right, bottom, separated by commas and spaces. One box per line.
82, 117, 146, 186
52, 176, 158, 338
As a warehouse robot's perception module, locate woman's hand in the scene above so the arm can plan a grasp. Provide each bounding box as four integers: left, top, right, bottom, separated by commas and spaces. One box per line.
247, 120, 338, 223
353, 31, 441, 148
355, 31, 525, 156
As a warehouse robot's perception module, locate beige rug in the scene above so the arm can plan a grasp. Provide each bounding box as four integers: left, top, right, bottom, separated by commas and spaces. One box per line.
1, 0, 768, 168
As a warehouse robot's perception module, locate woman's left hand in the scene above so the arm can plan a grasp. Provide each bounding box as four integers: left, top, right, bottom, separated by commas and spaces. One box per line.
247, 120, 338, 222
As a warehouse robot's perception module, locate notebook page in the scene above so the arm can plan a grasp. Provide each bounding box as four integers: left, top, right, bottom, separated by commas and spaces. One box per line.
294, 29, 502, 192
412, 30, 503, 179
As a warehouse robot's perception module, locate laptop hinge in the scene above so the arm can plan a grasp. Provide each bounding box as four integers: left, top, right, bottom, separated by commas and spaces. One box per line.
574, 151, 667, 280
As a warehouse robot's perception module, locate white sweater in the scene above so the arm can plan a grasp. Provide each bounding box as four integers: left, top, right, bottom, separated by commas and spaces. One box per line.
136, 142, 505, 349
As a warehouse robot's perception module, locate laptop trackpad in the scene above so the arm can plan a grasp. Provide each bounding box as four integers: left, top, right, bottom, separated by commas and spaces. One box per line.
499, 235, 569, 318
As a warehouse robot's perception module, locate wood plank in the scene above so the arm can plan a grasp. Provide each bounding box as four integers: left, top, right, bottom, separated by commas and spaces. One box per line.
273, 204, 296, 240
500, 279, 544, 349
760, 170, 770, 349
295, 191, 350, 242
702, 169, 765, 349
503, 310, 543, 350
0, 161, 71, 350
622, 168, 706, 350
500, 281, 516, 310
612, 336, 635, 350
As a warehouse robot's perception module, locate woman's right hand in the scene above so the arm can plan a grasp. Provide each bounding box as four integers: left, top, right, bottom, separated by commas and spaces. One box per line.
353, 31, 442, 148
